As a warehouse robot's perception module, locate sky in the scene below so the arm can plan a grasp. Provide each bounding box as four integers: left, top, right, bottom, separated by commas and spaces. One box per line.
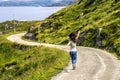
0, 0, 34, 1
0, 0, 77, 3
0, 0, 63, 1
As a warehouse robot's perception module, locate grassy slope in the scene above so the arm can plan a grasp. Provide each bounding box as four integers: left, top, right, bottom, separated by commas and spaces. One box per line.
0, 20, 40, 33
0, 35, 69, 80
35, 0, 120, 58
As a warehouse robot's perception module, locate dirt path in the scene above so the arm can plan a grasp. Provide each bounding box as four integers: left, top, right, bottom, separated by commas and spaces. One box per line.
7, 33, 120, 80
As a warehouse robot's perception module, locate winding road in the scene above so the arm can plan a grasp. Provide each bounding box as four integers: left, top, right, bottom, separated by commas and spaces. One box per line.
7, 33, 120, 80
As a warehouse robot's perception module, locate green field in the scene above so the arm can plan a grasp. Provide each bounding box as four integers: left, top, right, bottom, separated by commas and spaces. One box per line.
0, 20, 40, 34
0, 30, 69, 80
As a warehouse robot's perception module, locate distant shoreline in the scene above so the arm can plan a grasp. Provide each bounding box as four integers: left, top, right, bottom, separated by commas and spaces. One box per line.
0, 20, 41, 23
0, 6, 66, 7
0, 7, 64, 23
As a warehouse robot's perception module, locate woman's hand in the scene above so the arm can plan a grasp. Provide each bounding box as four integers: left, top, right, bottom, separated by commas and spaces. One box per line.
77, 30, 80, 34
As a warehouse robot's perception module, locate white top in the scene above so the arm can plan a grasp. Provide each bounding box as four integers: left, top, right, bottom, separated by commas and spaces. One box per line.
69, 40, 77, 51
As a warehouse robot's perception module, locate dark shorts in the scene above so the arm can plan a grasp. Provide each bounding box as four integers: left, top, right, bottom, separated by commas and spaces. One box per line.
70, 51, 77, 64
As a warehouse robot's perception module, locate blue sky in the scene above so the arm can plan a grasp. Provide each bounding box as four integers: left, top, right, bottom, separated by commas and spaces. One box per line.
0, 0, 63, 1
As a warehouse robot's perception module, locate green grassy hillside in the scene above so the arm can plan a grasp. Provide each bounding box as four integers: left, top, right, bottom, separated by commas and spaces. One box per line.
32, 0, 120, 58
0, 20, 40, 34
0, 35, 69, 80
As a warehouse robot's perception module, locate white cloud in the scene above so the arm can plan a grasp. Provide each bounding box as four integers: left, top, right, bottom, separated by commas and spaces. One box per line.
0, 0, 33, 1
54, 0, 62, 1
52, 0, 63, 2
1, 0, 10, 1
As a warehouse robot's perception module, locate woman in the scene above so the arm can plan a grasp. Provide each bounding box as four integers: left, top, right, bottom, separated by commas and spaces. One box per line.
68, 30, 80, 70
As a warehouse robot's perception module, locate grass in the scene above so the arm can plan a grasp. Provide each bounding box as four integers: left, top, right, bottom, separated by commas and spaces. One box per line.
30, 0, 120, 59
0, 0, 120, 79
0, 32, 69, 80
0, 20, 40, 34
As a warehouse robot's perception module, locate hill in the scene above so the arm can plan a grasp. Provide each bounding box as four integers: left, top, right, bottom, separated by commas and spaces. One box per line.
0, 20, 39, 34
30, 0, 120, 57
0, 35, 69, 80
0, 21, 69, 79
0, 0, 77, 7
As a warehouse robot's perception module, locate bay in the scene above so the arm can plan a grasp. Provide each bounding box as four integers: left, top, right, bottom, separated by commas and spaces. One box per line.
0, 7, 64, 22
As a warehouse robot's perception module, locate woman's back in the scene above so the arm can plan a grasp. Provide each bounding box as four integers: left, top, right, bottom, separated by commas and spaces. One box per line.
70, 40, 77, 51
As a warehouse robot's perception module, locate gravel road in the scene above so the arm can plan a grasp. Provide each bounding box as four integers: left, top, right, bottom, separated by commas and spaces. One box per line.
7, 33, 120, 80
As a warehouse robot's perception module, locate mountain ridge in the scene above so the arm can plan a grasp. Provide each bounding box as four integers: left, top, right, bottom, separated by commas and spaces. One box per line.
0, 0, 77, 7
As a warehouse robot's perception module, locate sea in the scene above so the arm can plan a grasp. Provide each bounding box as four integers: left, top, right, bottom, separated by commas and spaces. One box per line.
0, 6, 64, 22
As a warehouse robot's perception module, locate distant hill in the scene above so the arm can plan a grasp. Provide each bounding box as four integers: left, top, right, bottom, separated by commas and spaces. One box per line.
0, 0, 77, 7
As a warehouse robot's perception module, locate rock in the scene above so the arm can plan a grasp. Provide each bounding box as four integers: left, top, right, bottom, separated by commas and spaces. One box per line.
1, 67, 5, 74
114, 0, 118, 3
84, 0, 96, 8
27, 25, 38, 33
5, 65, 16, 70
0, 31, 3, 35
53, 23, 61, 29
25, 33, 33, 39
5, 24, 13, 30
24, 33, 38, 41
24, 55, 32, 60
96, 36, 102, 47
96, 28, 103, 47
50, 27, 54, 32
6, 75, 13, 80
12, 44, 30, 50
77, 13, 84, 19
78, 0, 82, 4
41, 21, 52, 29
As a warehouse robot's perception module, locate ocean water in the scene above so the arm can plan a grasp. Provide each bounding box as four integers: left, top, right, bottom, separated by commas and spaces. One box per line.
0, 7, 64, 22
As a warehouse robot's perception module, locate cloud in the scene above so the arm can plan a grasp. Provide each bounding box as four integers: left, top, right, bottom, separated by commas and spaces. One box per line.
0, 0, 64, 1
54, 0, 62, 1
0, 0, 33, 1
1, 0, 10, 1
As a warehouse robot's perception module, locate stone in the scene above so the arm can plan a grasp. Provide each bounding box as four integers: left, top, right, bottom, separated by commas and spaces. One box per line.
0, 31, 3, 35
